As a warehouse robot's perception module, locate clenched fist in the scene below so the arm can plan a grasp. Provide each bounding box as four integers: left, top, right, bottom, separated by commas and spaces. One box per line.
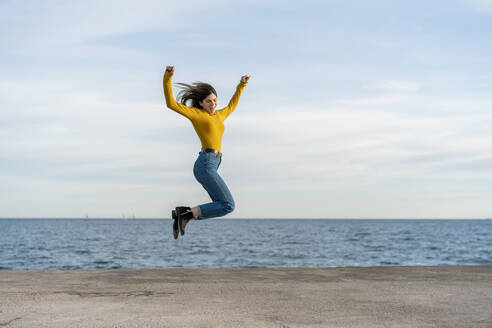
165, 66, 175, 75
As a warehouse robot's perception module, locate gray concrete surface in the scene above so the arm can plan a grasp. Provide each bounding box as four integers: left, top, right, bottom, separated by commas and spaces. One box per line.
0, 266, 491, 327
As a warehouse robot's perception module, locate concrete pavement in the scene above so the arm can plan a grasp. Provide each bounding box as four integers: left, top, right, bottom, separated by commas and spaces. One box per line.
0, 266, 491, 327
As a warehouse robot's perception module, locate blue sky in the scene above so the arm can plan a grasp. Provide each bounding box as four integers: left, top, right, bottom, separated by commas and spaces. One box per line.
1, 0, 492, 218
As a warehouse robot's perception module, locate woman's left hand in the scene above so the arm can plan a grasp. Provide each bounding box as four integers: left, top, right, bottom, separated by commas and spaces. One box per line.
241, 75, 250, 83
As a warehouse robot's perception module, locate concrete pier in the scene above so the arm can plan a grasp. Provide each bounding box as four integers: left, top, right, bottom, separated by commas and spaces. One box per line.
1, 266, 491, 327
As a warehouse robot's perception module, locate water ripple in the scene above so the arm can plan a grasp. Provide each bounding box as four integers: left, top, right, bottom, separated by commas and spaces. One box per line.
0, 219, 491, 269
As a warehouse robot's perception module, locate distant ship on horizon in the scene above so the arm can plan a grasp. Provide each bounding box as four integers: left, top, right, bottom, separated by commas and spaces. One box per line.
123, 214, 136, 221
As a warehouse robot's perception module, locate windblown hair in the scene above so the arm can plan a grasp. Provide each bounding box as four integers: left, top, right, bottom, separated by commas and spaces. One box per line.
176, 82, 217, 109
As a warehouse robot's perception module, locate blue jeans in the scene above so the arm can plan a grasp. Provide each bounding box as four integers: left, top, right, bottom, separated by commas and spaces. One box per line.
193, 151, 235, 219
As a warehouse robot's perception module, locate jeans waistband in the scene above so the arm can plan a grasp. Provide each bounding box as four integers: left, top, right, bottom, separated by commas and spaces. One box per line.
201, 148, 222, 156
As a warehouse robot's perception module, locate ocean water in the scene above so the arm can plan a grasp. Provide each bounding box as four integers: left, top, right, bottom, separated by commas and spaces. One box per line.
0, 219, 491, 270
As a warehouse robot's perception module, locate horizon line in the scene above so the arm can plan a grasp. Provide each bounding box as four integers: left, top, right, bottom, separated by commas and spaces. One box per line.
0, 217, 491, 220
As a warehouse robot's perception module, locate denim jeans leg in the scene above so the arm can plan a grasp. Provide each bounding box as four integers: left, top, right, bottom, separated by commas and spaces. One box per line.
193, 153, 235, 219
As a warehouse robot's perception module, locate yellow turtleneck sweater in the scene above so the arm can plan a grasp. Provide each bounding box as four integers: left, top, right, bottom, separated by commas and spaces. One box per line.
163, 72, 246, 152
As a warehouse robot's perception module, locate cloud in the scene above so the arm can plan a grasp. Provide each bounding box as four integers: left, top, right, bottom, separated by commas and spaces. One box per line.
226, 99, 492, 185
0, 0, 214, 49
375, 80, 421, 92
462, 0, 492, 12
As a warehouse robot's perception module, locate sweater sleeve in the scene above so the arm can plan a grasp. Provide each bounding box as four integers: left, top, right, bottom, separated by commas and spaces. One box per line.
163, 72, 199, 120
219, 81, 247, 120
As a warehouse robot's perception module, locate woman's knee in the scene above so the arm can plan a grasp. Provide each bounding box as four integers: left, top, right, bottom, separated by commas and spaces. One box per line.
222, 199, 235, 214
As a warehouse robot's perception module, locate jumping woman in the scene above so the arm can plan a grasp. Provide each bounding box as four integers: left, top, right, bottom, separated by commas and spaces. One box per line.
163, 66, 250, 239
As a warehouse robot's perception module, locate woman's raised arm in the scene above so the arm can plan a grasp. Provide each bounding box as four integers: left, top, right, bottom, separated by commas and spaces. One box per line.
219, 75, 250, 120
163, 66, 198, 120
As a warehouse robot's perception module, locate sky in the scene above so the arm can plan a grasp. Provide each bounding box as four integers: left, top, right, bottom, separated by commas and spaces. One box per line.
1, 0, 492, 218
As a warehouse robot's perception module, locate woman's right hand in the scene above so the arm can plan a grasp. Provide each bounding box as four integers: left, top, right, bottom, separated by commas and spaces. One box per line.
165, 66, 175, 75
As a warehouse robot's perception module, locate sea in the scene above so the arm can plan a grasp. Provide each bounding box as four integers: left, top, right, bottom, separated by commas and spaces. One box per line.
0, 219, 491, 270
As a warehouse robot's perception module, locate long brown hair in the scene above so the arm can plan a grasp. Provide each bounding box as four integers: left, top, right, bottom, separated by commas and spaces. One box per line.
176, 82, 217, 109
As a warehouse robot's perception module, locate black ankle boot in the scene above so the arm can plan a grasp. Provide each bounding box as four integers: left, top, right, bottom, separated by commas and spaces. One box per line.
172, 207, 190, 219
172, 207, 190, 240
176, 207, 193, 236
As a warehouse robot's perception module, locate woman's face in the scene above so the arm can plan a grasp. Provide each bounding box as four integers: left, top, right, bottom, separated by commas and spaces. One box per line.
199, 93, 218, 114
